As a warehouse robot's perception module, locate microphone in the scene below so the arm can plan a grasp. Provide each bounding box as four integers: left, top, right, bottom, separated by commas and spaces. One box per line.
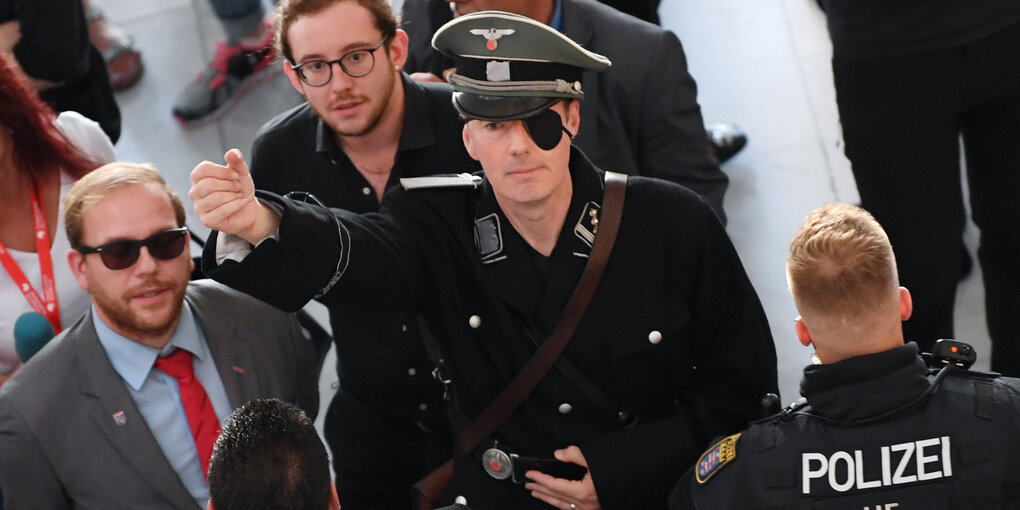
14, 312, 56, 363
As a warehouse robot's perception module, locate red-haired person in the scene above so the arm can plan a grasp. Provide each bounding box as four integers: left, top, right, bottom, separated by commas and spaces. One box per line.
0, 53, 114, 388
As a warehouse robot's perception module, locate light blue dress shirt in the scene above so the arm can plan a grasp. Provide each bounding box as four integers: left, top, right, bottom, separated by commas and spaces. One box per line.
550, 0, 564, 32
94, 302, 232, 510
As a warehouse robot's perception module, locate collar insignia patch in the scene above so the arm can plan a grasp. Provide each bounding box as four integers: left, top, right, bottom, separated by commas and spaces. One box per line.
696, 433, 740, 485
470, 28, 516, 51
474, 213, 505, 263
573, 201, 601, 248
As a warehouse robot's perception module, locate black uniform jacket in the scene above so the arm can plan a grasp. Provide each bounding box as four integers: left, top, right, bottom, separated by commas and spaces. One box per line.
248, 74, 479, 422
203, 147, 777, 509
677, 343, 1020, 510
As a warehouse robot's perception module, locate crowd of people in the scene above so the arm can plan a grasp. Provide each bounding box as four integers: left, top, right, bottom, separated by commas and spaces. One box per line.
0, 0, 1018, 509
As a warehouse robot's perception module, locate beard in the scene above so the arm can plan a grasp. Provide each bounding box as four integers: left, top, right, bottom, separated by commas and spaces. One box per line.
317, 64, 397, 138
90, 273, 189, 347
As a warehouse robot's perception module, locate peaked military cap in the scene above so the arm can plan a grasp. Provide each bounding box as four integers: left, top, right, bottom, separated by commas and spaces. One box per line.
432, 11, 611, 121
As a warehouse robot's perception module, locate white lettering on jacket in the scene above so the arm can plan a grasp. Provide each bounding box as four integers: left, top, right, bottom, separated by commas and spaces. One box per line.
802, 436, 952, 494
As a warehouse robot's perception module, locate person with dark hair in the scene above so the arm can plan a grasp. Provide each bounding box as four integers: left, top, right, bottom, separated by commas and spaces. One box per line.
672, 203, 1020, 509
0, 0, 121, 142
0, 162, 318, 509
208, 399, 339, 510
191, 11, 777, 509
0, 53, 114, 389
249, 0, 477, 507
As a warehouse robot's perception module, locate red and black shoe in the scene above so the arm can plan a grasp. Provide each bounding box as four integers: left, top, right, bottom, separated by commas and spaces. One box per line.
172, 18, 277, 126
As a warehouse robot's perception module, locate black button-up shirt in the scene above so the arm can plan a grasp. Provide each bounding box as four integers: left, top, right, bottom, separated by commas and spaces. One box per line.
248, 73, 479, 420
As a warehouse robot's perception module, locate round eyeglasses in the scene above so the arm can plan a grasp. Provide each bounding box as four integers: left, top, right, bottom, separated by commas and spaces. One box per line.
290, 38, 388, 87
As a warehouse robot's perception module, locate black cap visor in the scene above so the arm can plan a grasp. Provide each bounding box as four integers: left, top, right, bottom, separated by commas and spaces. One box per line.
453, 93, 559, 122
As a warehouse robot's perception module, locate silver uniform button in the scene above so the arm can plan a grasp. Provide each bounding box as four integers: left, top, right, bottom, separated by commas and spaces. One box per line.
469, 315, 482, 328
559, 403, 573, 415
408, 367, 417, 376
362, 186, 371, 195
419, 403, 428, 411
648, 330, 663, 344
401, 324, 408, 332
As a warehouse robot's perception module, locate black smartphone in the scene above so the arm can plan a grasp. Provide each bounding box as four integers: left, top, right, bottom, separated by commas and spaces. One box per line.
510, 455, 588, 484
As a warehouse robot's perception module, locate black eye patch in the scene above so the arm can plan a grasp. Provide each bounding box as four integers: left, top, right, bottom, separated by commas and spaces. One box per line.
523, 109, 572, 151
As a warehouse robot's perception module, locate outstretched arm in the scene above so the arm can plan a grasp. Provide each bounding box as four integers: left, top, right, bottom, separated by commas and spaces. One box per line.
190, 149, 281, 245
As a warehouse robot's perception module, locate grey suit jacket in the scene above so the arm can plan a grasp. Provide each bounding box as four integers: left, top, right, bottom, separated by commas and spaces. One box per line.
0, 279, 318, 510
402, 0, 728, 222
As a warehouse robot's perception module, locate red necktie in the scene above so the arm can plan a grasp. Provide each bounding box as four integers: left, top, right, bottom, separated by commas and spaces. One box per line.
154, 349, 222, 480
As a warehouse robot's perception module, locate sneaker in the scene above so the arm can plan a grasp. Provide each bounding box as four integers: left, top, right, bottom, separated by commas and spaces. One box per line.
86, 6, 144, 91
172, 18, 277, 125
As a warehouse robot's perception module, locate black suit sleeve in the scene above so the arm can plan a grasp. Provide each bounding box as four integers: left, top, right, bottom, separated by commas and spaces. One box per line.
638, 29, 728, 222
202, 191, 421, 315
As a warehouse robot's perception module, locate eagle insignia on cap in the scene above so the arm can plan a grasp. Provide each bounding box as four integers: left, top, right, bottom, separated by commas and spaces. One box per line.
470, 28, 515, 51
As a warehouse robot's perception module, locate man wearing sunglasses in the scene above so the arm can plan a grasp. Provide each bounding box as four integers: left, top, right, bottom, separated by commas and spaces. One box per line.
192, 11, 777, 510
0, 163, 318, 510
247, 1, 480, 508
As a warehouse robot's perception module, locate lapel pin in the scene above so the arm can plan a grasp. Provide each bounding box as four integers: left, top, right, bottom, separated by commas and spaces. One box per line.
232, 366, 245, 374
112, 411, 127, 426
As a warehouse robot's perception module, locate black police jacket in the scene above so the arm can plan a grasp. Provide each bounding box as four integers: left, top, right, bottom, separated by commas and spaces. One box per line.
677, 343, 1020, 510
203, 147, 778, 510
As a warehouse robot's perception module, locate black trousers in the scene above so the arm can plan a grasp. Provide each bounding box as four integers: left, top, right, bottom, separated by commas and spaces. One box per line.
833, 22, 1020, 374
325, 389, 451, 510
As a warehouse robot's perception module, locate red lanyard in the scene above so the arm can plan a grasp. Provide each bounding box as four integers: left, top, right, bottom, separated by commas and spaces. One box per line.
0, 178, 62, 334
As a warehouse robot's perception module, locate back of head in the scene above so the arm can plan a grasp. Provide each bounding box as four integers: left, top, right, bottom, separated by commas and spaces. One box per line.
787, 203, 901, 354
208, 399, 331, 510
62, 162, 186, 249
275, 0, 398, 63
0, 54, 99, 180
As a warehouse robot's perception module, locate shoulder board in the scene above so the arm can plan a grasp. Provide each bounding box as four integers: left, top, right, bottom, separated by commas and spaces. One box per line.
695, 433, 740, 485
942, 368, 1001, 380
400, 173, 483, 191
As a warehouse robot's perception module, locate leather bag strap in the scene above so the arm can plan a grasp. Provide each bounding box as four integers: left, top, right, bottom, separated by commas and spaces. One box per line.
454, 171, 627, 457
414, 172, 628, 509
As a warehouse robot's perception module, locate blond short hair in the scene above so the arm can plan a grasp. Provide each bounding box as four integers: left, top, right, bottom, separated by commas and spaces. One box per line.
787, 203, 898, 320
63, 162, 186, 248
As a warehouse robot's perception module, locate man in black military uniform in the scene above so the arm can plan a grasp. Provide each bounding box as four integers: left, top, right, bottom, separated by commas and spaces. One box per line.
245, 0, 479, 507
401, 0, 733, 222
672, 203, 1020, 510
191, 11, 777, 510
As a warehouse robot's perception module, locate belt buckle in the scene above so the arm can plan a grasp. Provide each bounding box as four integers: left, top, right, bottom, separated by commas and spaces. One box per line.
481, 447, 513, 480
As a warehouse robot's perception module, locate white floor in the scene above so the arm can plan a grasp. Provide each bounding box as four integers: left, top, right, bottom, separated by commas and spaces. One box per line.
91, 0, 992, 422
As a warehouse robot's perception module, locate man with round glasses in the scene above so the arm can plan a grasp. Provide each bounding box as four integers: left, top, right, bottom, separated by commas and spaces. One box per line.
247, 1, 480, 508
0, 162, 318, 509
192, 11, 777, 509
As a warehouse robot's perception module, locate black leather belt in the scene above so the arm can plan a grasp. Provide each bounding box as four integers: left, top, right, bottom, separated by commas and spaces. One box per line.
478, 441, 588, 484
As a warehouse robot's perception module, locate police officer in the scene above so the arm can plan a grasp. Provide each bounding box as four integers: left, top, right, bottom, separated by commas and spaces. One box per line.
672, 203, 1020, 510
191, 11, 777, 510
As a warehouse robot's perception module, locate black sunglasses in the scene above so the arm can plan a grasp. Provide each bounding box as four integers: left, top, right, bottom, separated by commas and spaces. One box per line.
76, 228, 189, 270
